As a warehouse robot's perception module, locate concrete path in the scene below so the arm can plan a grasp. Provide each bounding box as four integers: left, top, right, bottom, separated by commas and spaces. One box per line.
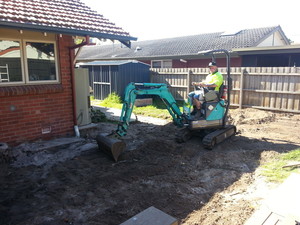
245, 173, 300, 224
93, 106, 169, 125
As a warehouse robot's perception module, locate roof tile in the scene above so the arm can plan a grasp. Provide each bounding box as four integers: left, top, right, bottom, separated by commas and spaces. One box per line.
77, 26, 288, 60
0, 0, 133, 40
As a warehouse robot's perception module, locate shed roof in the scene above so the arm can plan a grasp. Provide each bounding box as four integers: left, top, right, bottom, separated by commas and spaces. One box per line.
0, 0, 136, 45
78, 60, 150, 66
77, 26, 290, 61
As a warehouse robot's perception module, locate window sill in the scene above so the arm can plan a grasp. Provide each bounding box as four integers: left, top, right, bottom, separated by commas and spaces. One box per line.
0, 84, 64, 97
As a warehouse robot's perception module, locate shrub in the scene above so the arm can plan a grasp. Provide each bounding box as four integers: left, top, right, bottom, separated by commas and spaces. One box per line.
101, 92, 122, 107
90, 108, 107, 123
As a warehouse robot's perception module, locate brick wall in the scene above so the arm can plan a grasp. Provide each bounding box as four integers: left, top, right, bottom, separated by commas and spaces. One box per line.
0, 35, 75, 145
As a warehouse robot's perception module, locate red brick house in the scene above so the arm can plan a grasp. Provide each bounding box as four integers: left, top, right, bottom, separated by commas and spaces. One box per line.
0, 0, 136, 145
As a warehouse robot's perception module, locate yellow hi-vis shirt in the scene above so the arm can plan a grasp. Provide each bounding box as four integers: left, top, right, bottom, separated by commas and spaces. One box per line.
205, 71, 223, 91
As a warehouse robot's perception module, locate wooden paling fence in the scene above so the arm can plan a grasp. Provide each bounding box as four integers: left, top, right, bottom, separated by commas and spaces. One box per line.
150, 67, 300, 113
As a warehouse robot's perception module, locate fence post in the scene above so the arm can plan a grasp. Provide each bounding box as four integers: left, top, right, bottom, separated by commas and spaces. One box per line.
239, 68, 245, 109
186, 69, 192, 97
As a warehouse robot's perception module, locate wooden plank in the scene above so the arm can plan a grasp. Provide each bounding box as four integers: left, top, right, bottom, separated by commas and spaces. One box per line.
241, 105, 300, 113
269, 72, 281, 108
287, 75, 295, 110
243, 72, 300, 76
241, 89, 300, 94
244, 206, 273, 225
239, 70, 244, 109
281, 75, 289, 109
262, 212, 283, 225
187, 70, 191, 96
244, 70, 250, 106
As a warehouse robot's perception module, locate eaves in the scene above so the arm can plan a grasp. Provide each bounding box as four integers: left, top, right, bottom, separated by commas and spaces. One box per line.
0, 21, 137, 46
233, 45, 300, 55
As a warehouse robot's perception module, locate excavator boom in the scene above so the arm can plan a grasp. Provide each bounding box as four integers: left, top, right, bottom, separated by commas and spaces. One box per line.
116, 82, 187, 136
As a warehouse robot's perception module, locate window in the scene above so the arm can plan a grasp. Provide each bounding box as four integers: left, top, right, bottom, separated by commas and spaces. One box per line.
151, 60, 172, 68
0, 39, 58, 85
26, 42, 57, 81
0, 40, 22, 82
152, 61, 162, 68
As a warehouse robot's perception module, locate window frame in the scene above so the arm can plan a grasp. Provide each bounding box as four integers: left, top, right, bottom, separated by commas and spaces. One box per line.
0, 37, 60, 86
151, 60, 172, 68
23, 39, 59, 84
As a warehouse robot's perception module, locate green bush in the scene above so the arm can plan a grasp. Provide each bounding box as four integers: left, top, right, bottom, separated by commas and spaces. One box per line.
90, 108, 107, 123
100, 92, 122, 108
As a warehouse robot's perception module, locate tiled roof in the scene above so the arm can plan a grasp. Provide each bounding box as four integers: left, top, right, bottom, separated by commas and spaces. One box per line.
77, 26, 289, 60
0, 0, 136, 43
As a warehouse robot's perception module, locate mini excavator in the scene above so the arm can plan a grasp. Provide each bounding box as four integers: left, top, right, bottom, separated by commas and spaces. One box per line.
96, 49, 236, 161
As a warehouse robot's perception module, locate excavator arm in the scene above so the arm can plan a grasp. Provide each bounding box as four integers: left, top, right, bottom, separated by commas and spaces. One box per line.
96, 82, 187, 161
116, 82, 187, 137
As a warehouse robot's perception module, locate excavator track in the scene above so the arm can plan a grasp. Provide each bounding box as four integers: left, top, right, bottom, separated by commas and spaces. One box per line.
202, 125, 236, 149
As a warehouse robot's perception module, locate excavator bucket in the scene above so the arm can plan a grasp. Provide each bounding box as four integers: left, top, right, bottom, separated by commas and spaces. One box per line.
96, 133, 126, 161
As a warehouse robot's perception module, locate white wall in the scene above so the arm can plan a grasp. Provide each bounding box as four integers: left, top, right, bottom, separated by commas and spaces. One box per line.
257, 31, 287, 47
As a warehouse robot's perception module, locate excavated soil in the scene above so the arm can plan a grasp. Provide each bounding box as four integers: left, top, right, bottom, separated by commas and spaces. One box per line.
1, 108, 300, 225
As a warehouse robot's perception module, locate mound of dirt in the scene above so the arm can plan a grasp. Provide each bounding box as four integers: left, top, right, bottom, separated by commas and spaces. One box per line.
0, 108, 299, 225
229, 108, 277, 125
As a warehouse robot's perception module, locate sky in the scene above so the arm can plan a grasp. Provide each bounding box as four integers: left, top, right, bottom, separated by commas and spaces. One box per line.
81, 0, 300, 44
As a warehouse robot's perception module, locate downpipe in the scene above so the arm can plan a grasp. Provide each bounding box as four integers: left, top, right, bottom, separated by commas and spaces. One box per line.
74, 125, 80, 137
69, 36, 92, 137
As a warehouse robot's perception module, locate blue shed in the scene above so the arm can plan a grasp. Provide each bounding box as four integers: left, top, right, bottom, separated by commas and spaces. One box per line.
80, 60, 150, 100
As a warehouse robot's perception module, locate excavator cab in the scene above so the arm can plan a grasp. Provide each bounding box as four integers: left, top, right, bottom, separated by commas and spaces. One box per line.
96, 49, 236, 161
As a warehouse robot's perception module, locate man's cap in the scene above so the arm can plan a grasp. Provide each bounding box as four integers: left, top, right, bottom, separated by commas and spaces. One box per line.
208, 62, 217, 67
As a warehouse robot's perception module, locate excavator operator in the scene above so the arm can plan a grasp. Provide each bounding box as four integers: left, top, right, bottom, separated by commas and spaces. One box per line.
189, 62, 224, 115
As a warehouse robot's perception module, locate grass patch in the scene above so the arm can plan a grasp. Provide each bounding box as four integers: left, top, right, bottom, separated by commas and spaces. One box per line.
133, 105, 172, 119
100, 92, 122, 108
91, 94, 184, 120
260, 148, 300, 183
133, 96, 183, 119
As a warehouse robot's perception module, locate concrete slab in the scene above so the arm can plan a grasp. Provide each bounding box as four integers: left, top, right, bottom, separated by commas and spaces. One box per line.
134, 98, 153, 107
93, 106, 169, 125
11, 137, 97, 168
120, 206, 178, 225
17, 137, 85, 152
245, 173, 300, 225
265, 173, 300, 221
93, 106, 137, 122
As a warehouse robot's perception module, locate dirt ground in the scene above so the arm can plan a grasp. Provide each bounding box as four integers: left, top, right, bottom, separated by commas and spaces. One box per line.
1, 108, 300, 225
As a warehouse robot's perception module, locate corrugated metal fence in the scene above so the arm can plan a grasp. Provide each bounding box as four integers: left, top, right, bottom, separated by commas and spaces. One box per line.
150, 67, 300, 113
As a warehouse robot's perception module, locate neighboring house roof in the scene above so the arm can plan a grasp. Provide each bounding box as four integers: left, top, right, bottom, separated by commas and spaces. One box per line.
0, 0, 136, 45
77, 26, 290, 61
